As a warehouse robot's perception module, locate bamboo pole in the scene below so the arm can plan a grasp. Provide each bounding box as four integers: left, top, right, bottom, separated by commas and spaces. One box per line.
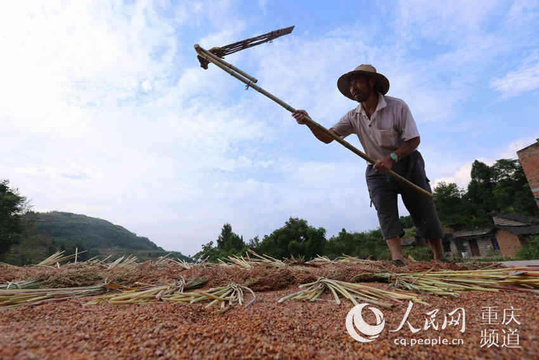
194, 45, 433, 199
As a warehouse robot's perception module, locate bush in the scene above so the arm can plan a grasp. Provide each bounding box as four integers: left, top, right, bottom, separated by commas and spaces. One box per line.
479, 248, 505, 262
402, 246, 433, 261
516, 235, 539, 260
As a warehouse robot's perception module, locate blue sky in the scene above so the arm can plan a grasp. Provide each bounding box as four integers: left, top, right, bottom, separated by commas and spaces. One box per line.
1, 0, 538, 256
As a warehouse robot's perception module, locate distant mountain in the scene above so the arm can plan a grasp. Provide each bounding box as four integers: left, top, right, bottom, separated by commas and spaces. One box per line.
33, 211, 163, 251
2, 211, 190, 265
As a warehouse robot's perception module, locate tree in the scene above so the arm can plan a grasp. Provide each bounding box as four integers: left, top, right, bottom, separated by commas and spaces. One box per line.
0, 180, 28, 255
434, 182, 467, 229
466, 160, 496, 226
325, 228, 356, 257
399, 216, 414, 229
258, 217, 326, 259
490, 159, 538, 216
194, 224, 247, 262
193, 241, 220, 262
516, 235, 539, 260
247, 236, 261, 252
433, 158, 539, 231
324, 228, 390, 260
359, 229, 390, 260
216, 223, 245, 252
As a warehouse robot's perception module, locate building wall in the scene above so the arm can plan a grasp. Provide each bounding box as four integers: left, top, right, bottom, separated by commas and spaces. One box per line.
495, 229, 522, 258
449, 239, 459, 255
517, 140, 539, 209
477, 238, 494, 257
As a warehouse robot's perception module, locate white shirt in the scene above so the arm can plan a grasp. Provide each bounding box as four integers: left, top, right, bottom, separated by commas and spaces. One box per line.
331, 93, 420, 161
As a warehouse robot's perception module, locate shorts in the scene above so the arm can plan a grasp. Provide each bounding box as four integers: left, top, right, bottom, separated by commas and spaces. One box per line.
366, 151, 443, 240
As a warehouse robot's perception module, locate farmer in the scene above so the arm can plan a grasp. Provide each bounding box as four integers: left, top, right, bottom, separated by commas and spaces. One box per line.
292, 64, 443, 266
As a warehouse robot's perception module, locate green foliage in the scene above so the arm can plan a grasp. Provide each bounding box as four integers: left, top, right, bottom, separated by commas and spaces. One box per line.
479, 248, 505, 262
467, 159, 538, 220
193, 241, 221, 262
324, 228, 356, 257
434, 182, 468, 229
258, 217, 326, 260
402, 246, 433, 261
216, 223, 245, 252
515, 235, 539, 260
399, 216, 414, 229
325, 228, 390, 260
490, 159, 538, 215
0, 180, 28, 256
247, 236, 261, 252
194, 224, 247, 262
33, 211, 161, 251
434, 159, 539, 230
3, 210, 191, 265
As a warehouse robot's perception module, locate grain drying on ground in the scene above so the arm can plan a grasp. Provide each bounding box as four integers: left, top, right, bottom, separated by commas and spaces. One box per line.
1, 252, 538, 359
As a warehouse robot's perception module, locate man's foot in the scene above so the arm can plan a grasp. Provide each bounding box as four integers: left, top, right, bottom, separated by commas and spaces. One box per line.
391, 259, 406, 267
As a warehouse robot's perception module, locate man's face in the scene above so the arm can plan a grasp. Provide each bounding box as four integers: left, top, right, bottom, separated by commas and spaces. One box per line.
349, 75, 374, 102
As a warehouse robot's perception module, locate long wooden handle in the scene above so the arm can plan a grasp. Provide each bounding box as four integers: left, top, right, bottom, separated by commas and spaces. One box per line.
194, 45, 434, 199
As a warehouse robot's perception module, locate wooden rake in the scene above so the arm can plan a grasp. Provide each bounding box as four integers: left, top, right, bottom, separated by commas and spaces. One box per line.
194, 27, 433, 199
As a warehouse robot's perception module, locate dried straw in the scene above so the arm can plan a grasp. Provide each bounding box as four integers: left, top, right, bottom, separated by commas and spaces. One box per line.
353, 267, 539, 296
279, 278, 426, 309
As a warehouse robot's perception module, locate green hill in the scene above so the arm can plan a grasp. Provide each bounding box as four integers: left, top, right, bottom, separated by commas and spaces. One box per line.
33, 211, 161, 251
2, 211, 190, 265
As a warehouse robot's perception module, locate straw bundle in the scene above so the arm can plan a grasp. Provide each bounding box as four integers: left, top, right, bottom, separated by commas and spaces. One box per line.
107, 255, 138, 270
246, 250, 286, 268
0, 284, 108, 309
306, 256, 334, 266
167, 283, 256, 310
87, 282, 184, 305
85, 277, 209, 305
353, 267, 539, 296
177, 259, 194, 270
335, 255, 379, 265
278, 278, 426, 309
0, 281, 40, 290
37, 251, 83, 267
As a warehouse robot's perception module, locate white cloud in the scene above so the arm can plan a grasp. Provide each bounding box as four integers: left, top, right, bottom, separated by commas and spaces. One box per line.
433, 162, 474, 190
0, 1, 178, 136
508, 0, 539, 24
394, 0, 501, 44
250, 34, 462, 126
491, 57, 539, 97
1, 1, 537, 257
0, 1, 262, 253
502, 137, 538, 158
431, 137, 534, 190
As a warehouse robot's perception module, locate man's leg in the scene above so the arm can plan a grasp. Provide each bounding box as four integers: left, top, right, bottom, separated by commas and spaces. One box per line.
386, 237, 405, 261
427, 238, 443, 260
366, 167, 404, 261
399, 152, 444, 261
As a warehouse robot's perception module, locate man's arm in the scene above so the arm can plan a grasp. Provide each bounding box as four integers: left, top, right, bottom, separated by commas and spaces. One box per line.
373, 136, 420, 173
291, 110, 338, 144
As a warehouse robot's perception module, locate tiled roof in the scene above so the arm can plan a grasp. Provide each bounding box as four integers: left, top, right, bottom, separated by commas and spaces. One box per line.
493, 214, 539, 226
453, 228, 495, 238
497, 225, 539, 235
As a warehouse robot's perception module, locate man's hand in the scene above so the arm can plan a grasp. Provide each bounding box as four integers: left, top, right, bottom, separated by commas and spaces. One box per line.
292, 110, 310, 124
373, 156, 396, 174
291, 109, 335, 144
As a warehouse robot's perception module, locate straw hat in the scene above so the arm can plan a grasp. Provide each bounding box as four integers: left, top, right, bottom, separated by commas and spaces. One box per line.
337, 64, 390, 100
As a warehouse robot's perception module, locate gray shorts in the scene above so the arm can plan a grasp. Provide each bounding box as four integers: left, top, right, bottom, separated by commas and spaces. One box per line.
366, 151, 443, 240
